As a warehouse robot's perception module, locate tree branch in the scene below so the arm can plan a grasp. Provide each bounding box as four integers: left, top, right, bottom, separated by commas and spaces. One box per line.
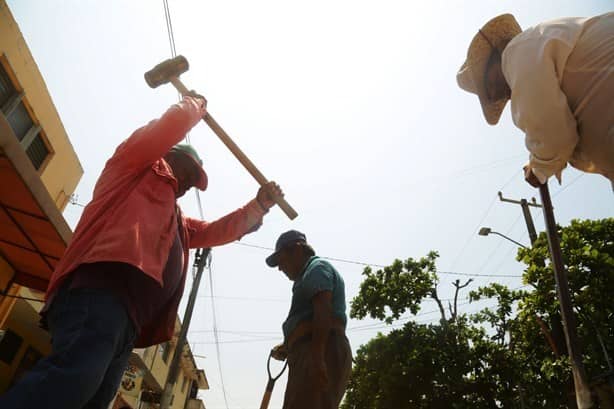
452, 279, 473, 319
430, 289, 447, 321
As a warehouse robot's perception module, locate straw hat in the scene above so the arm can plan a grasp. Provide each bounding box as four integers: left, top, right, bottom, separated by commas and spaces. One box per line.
457, 14, 521, 125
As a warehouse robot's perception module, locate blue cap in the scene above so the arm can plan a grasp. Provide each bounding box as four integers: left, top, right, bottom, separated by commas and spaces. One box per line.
266, 230, 307, 267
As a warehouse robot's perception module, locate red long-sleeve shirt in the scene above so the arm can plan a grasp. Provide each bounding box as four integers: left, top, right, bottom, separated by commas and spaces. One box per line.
46, 96, 266, 347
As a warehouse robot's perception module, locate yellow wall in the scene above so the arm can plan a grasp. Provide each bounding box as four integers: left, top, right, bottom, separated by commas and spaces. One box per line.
171, 369, 191, 409
0, 298, 51, 392
0, 0, 82, 392
116, 336, 203, 408
151, 343, 173, 388
0, 0, 82, 209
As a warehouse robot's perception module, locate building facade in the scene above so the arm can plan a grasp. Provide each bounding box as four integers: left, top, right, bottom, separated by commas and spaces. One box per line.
0, 0, 82, 392
0, 4, 209, 407
113, 317, 208, 409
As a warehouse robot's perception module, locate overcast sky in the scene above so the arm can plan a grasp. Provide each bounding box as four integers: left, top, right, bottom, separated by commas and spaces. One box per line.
7, 1, 613, 408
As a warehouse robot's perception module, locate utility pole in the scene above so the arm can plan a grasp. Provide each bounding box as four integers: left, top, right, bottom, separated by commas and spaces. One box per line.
160, 248, 210, 409
497, 191, 541, 245
497, 192, 543, 409
538, 183, 592, 408
499, 189, 593, 407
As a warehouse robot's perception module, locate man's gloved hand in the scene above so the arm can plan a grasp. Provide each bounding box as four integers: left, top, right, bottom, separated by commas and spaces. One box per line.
523, 165, 542, 188
271, 343, 287, 361
184, 89, 207, 110
257, 181, 283, 211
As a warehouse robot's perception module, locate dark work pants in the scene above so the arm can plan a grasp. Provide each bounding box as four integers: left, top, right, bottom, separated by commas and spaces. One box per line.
283, 333, 352, 409
0, 286, 136, 409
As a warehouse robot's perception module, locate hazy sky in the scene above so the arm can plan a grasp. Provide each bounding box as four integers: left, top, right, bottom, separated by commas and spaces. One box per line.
7, 1, 613, 408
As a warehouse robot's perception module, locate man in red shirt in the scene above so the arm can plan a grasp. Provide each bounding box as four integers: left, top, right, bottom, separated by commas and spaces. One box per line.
0, 94, 282, 409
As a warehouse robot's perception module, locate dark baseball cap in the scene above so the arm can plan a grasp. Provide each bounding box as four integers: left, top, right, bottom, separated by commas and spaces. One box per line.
266, 230, 307, 267
169, 144, 208, 190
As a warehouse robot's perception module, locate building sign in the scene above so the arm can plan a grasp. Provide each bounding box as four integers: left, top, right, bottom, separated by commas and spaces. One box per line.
119, 364, 143, 397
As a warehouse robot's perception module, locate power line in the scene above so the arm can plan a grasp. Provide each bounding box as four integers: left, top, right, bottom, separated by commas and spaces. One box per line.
162, 0, 177, 58
553, 172, 585, 198
197, 294, 287, 303
233, 242, 522, 278
207, 255, 230, 408
161, 1, 228, 407
62, 204, 526, 280
188, 284, 530, 342
194, 337, 280, 345
474, 212, 524, 278
447, 168, 523, 271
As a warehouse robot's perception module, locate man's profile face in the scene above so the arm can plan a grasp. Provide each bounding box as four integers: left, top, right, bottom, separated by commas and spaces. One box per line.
166, 153, 202, 198
277, 244, 302, 281
484, 55, 509, 103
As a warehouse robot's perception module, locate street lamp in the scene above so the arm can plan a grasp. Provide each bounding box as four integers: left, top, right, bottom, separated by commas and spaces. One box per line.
478, 227, 527, 248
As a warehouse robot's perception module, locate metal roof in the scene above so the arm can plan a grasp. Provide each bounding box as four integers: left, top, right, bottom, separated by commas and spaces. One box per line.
0, 114, 71, 292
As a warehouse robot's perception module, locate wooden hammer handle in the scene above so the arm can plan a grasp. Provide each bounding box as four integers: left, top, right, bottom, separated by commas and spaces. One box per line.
203, 114, 298, 219
170, 77, 298, 220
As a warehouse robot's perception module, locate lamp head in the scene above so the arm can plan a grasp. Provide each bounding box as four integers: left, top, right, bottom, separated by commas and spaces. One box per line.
478, 227, 492, 236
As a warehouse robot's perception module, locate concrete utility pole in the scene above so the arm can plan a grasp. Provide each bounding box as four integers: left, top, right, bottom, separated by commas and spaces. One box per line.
497, 191, 541, 245
160, 248, 210, 409
538, 183, 592, 408
499, 188, 593, 407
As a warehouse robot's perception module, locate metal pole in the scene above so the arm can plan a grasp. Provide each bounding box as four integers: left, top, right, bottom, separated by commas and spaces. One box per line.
490, 231, 527, 248
160, 248, 210, 409
498, 192, 541, 245
497, 191, 542, 409
520, 199, 538, 245
538, 182, 593, 408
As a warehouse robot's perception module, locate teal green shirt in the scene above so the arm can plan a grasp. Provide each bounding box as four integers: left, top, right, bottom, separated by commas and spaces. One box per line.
282, 256, 347, 339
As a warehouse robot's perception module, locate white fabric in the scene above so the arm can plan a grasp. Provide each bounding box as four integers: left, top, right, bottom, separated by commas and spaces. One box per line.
501, 13, 614, 185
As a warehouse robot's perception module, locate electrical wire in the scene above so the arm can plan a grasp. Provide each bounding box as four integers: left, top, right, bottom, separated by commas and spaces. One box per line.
474, 212, 524, 278
232, 242, 522, 278
62, 201, 527, 280
187, 284, 530, 345
207, 255, 230, 408
162, 0, 177, 58
447, 168, 523, 271
162, 1, 227, 406
553, 172, 585, 198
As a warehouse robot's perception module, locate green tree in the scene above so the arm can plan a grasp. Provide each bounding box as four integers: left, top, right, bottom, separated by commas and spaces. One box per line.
515, 218, 614, 405
343, 218, 614, 408
345, 252, 498, 408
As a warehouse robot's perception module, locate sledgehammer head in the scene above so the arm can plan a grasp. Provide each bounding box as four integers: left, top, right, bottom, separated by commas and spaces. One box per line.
144, 55, 189, 88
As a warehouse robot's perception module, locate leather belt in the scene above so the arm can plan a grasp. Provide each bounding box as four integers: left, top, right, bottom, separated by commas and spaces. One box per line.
286, 318, 345, 349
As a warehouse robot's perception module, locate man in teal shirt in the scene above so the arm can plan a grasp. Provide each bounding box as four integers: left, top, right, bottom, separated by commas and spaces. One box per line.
267, 230, 352, 409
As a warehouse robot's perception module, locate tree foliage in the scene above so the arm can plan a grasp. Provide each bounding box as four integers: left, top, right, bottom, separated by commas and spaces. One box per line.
343, 218, 614, 409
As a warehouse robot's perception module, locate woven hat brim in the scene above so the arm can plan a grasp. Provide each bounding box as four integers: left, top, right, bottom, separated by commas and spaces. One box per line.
456, 13, 521, 125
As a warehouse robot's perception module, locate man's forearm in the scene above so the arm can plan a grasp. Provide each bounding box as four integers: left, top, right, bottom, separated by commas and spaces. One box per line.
311, 291, 334, 361
311, 312, 332, 360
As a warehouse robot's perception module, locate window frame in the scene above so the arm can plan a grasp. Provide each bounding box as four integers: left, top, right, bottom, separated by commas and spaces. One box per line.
0, 55, 54, 172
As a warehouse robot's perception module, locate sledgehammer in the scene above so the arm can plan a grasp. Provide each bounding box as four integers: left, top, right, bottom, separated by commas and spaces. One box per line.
145, 55, 298, 220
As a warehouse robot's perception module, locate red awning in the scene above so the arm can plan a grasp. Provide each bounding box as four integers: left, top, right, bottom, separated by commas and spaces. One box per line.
0, 115, 72, 292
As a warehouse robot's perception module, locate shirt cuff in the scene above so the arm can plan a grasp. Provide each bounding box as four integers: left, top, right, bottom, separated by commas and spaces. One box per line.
530, 156, 566, 185
242, 199, 267, 235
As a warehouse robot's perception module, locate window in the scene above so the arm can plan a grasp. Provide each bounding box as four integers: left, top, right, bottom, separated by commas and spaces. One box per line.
0, 65, 16, 110
6, 101, 33, 141
26, 133, 50, 170
0, 58, 52, 171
